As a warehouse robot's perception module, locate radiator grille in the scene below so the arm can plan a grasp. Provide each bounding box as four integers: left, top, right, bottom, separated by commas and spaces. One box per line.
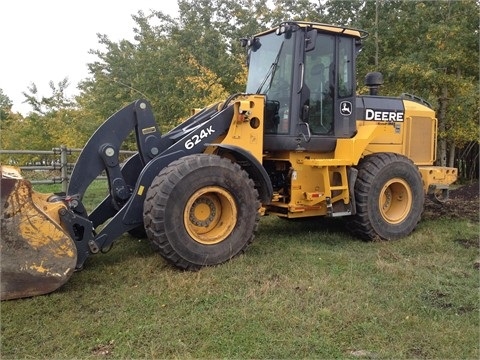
406, 116, 435, 164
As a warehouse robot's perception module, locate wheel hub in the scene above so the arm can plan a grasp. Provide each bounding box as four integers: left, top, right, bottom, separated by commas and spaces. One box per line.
189, 197, 217, 227
184, 186, 237, 245
379, 178, 412, 224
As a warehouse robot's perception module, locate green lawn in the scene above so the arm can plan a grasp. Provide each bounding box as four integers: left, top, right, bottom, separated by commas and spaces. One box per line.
1, 183, 478, 359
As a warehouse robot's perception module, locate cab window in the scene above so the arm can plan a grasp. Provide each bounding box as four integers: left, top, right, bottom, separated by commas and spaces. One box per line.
304, 33, 335, 135
338, 37, 353, 98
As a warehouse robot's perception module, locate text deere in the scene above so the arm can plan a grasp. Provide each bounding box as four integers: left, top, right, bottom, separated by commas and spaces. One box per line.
365, 109, 404, 122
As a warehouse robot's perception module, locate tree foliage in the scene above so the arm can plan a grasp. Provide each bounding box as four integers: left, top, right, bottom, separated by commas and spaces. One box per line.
3, 0, 478, 172
22, 79, 75, 115
0, 89, 24, 160
360, 0, 479, 165
1, 80, 87, 156
0, 89, 13, 121
76, 1, 270, 132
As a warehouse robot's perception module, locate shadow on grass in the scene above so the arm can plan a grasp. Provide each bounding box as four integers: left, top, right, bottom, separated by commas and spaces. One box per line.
258, 215, 358, 246
56, 237, 172, 296
59, 216, 359, 296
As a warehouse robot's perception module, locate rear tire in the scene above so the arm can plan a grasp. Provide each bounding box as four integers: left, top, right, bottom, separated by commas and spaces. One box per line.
351, 153, 424, 240
143, 154, 260, 270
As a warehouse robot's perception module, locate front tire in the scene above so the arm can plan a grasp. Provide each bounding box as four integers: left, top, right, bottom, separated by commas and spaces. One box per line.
143, 154, 260, 270
351, 153, 424, 240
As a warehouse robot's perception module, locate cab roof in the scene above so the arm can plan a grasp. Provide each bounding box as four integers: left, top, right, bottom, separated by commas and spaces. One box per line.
255, 21, 368, 39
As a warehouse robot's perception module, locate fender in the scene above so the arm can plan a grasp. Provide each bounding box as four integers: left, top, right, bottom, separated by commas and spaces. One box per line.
215, 144, 273, 204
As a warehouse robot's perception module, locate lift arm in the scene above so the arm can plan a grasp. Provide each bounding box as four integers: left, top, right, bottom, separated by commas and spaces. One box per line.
60, 99, 235, 269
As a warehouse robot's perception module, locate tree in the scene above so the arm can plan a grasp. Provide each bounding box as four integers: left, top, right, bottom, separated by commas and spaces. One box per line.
77, 1, 269, 134
77, 11, 192, 132
0, 89, 13, 121
373, 0, 479, 167
0, 89, 24, 162
1, 80, 86, 155
74, 0, 477, 174
22, 78, 75, 115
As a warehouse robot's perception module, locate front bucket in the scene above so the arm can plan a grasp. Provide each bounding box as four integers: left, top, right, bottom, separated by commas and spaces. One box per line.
1, 166, 77, 300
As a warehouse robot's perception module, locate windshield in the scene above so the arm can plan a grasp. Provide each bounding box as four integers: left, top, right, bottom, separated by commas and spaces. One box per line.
245, 32, 294, 97
245, 31, 295, 134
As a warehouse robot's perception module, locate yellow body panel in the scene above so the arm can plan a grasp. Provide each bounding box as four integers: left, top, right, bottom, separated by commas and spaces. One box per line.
265, 151, 350, 217
362, 99, 438, 165
418, 166, 458, 192
207, 94, 266, 163
335, 123, 397, 164
262, 98, 457, 218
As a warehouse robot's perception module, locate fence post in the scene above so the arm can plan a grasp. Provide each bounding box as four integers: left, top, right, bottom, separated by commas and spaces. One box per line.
60, 145, 68, 193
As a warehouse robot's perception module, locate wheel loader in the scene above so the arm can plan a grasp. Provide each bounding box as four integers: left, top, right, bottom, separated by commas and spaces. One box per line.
1, 21, 457, 300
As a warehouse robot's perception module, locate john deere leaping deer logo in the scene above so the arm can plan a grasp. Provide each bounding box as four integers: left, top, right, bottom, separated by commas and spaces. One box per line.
340, 101, 352, 116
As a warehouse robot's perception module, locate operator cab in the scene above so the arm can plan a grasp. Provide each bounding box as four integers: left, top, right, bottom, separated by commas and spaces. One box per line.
242, 21, 366, 152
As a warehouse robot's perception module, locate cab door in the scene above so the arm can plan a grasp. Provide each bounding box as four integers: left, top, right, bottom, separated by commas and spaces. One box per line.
303, 31, 357, 140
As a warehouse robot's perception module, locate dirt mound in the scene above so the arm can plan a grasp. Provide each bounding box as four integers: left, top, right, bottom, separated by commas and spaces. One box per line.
423, 181, 479, 222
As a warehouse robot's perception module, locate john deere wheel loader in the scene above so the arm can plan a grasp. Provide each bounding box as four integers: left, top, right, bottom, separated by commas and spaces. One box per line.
1, 21, 457, 300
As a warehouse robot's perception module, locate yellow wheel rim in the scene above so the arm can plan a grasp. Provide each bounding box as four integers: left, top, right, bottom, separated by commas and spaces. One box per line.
379, 178, 412, 224
184, 186, 237, 245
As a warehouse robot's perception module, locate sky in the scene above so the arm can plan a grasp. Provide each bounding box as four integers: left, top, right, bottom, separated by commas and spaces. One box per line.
0, 1, 179, 115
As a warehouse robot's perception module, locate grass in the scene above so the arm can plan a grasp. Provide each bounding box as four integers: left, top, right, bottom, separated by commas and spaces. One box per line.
33, 181, 109, 211
1, 183, 479, 359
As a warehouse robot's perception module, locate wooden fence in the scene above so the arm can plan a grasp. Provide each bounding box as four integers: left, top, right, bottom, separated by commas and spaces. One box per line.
0, 146, 136, 193
1, 143, 477, 193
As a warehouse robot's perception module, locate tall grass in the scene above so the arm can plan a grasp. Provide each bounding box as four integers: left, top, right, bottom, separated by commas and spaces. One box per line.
1, 184, 478, 359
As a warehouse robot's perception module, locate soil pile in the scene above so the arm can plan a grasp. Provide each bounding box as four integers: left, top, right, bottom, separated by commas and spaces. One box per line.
423, 181, 479, 222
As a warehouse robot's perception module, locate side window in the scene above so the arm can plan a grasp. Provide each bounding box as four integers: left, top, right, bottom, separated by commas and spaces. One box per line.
337, 37, 353, 98
304, 33, 335, 134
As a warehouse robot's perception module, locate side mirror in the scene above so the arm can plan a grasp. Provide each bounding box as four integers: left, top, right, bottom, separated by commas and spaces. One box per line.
305, 30, 317, 52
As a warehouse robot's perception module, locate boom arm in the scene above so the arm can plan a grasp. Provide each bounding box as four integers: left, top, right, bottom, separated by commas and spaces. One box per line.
67, 100, 163, 206
60, 99, 235, 269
